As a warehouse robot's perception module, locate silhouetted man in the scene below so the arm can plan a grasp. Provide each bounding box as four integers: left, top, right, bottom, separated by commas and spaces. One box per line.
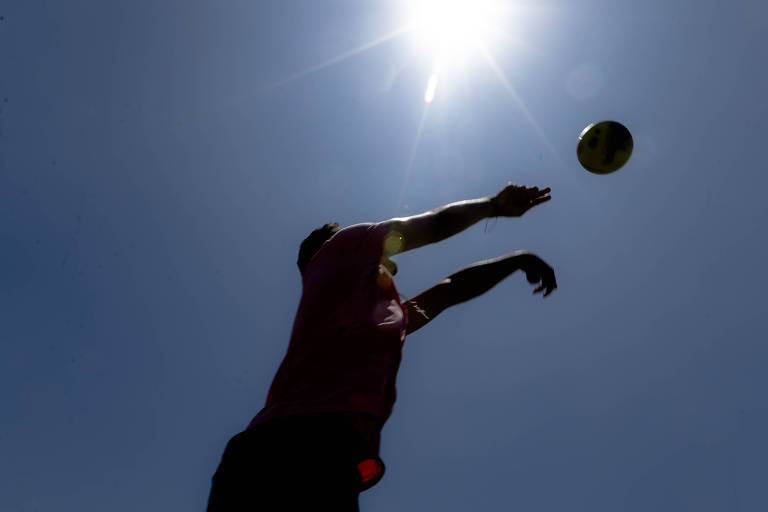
207, 183, 557, 511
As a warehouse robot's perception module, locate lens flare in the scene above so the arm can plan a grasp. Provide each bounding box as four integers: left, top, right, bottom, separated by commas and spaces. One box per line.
424, 73, 439, 103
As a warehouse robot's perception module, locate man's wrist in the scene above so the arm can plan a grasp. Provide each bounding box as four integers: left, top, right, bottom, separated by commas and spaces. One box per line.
505, 250, 529, 268
487, 195, 499, 218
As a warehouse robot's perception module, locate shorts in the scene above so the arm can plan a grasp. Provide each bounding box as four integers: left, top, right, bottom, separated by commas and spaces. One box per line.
207, 413, 366, 511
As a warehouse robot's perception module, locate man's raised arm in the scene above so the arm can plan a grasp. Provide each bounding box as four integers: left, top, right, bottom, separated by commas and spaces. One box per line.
403, 251, 557, 335
382, 183, 551, 255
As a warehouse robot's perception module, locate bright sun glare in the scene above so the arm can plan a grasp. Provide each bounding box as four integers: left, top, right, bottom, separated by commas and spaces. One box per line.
262, 0, 551, 205
406, 0, 500, 102
410, 0, 491, 60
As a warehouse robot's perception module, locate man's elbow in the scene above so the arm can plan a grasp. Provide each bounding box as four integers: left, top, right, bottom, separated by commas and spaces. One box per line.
382, 214, 439, 254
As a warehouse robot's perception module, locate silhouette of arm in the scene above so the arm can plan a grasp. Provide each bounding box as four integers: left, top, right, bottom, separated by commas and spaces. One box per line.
404, 251, 556, 335
381, 183, 551, 255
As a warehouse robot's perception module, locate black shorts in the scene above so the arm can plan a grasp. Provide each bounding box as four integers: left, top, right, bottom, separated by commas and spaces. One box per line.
207, 413, 366, 511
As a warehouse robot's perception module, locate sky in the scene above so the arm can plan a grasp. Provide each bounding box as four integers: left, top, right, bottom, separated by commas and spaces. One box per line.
2, 0, 767, 510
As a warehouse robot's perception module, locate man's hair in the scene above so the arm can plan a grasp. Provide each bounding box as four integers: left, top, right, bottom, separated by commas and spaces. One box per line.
297, 222, 340, 274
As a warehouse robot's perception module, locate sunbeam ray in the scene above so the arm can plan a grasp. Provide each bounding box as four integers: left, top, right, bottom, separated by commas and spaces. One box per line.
264, 26, 414, 91
479, 44, 566, 170
191, 26, 414, 121
485, 25, 547, 59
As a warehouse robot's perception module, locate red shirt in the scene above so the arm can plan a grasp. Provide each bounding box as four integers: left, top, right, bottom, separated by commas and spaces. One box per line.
247, 223, 407, 488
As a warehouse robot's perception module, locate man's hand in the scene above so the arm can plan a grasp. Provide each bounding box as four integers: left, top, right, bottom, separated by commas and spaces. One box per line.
492, 183, 551, 217
404, 250, 557, 334
515, 251, 557, 297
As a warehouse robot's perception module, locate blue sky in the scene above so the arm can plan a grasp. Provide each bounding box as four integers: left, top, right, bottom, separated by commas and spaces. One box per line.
2, 1, 767, 510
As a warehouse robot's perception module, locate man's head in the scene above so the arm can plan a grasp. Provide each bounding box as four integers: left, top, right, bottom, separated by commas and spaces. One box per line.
297, 222, 340, 274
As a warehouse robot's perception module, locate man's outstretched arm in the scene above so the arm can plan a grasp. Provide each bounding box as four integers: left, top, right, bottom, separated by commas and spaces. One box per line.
404, 251, 557, 335
382, 183, 551, 255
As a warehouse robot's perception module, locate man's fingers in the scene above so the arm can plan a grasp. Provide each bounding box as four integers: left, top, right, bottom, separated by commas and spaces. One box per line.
530, 195, 551, 207
535, 284, 556, 297
543, 278, 557, 297
526, 272, 540, 284
530, 266, 556, 297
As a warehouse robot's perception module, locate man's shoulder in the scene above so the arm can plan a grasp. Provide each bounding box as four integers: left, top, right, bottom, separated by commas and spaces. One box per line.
328, 222, 386, 249
334, 222, 381, 237
303, 222, 386, 278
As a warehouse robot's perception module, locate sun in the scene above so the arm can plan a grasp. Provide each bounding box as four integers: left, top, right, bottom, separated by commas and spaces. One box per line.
406, 0, 499, 68
403, 0, 502, 102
